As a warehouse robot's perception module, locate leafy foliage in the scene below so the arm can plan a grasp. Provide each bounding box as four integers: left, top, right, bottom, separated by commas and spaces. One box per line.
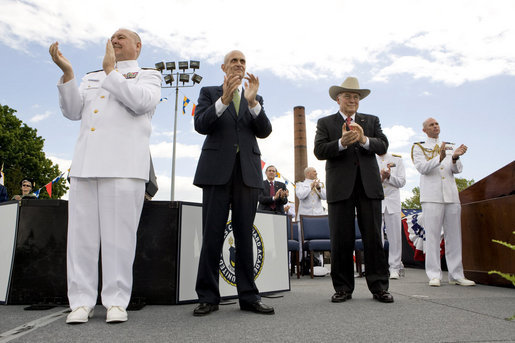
0, 104, 68, 199
401, 177, 475, 209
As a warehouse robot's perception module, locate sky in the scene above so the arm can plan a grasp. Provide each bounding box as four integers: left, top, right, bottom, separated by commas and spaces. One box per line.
1, 0, 514, 205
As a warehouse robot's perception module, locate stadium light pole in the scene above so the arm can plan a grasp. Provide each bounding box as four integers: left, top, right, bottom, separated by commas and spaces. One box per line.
155, 60, 202, 201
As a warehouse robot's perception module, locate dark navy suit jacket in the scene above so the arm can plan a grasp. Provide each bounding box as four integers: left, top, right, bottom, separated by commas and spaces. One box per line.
258, 180, 288, 213
193, 86, 272, 189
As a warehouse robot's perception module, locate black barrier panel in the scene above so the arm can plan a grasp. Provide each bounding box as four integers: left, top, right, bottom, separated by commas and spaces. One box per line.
131, 201, 179, 305
8, 200, 68, 305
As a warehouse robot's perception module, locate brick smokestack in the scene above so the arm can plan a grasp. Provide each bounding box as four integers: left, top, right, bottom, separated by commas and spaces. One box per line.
293, 106, 308, 216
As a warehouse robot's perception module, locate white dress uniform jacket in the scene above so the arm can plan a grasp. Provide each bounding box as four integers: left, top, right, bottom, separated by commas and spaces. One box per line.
296, 178, 327, 221
57, 60, 162, 180
411, 138, 463, 203
376, 153, 406, 214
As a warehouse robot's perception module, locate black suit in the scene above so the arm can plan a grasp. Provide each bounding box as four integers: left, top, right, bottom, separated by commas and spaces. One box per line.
258, 180, 288, 213
314, 112, 389, 294
193, 85, 272, 305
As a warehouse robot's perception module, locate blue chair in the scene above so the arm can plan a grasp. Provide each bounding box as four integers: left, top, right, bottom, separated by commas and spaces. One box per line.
300, 215, 331, 279
287, 218, 301, 278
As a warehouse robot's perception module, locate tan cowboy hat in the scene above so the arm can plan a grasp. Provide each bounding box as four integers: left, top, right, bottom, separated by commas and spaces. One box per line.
329, 76, 370, 101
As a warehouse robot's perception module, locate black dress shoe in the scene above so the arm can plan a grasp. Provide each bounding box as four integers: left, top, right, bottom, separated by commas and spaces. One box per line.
331, 291, 352, 303
240, 301, 275, 315
193, 303, 219, 316
372, 290, 394, 303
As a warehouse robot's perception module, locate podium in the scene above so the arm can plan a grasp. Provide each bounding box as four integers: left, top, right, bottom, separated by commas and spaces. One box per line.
459, 161, 515, 286
0, 200, 290, 304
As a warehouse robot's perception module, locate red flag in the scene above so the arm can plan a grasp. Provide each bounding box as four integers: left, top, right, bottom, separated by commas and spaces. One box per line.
191, 104, 196, 116
45, 182, 52, 198
260, 160, 265, 170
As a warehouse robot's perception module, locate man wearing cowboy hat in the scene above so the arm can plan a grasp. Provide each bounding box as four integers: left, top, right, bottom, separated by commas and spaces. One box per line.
314, 77, 393, 303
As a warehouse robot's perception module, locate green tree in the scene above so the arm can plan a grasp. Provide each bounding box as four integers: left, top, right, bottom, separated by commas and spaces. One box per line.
0, 104, 68, 199
402, 177, 474, 209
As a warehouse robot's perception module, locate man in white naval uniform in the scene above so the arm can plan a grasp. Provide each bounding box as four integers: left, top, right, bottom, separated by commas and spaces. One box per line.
296, 167, 327, 221
296, 167, 327, 272
376, 153, 406, 279
411, 118, 475, 287
49, 28, 162, 323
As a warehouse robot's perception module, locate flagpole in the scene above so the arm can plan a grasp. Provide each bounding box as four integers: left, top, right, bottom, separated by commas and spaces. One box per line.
171, 83, 179, 201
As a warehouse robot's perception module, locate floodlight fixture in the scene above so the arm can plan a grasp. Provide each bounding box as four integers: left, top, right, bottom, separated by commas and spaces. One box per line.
179, 73, 190, 83
189, 60, 200, 70
178, 61, 189, 71
166, 62, 176, 71
191, 73, 203, 84
164, 74, 174, 84
155, 62, 165, 72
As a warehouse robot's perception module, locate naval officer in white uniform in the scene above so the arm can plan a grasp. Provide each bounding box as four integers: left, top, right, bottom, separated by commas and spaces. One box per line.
50, 28, 162, 323
376, 153, 406, 279
296, 167, 327, 221
411, 117, 475, 287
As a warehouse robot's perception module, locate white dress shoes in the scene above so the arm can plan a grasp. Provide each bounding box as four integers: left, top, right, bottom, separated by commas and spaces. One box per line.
389, 270, 400, 280
429, 278, 441, 287
66, 306, 94, 324
106, 306, 128, 323
449, 278, 476, 286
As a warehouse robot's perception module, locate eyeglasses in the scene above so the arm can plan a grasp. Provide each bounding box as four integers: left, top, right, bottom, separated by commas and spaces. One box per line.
22, 184, 32, 187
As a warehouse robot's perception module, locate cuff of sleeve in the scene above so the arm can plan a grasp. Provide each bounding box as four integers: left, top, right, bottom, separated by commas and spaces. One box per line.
360, 137, 370, 149
215, 97, 229, 117
249, 102, 261, 118
338, 139, 347, 151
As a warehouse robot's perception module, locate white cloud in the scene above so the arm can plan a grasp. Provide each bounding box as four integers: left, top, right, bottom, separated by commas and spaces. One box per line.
383, 125, 417, 150
152, 174, 201, 202
47, 155, 72, 174
150, 141, 201, 159
30, 110, 52, 123
1, 0, 514, 85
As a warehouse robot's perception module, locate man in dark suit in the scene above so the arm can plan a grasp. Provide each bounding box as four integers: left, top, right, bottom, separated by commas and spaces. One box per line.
314, 77, 393, 303
258, 165, 288, 214
193, 50, 274, 316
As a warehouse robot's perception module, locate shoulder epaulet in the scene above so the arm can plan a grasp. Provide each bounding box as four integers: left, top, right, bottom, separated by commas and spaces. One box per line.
413, 141, 425, 144
392, 154, 402, 158
86, 69, 103, 74
141, 67, 159, 71
444, 141, 455, 145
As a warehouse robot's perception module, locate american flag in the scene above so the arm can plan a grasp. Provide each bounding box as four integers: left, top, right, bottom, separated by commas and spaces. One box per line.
402, 209, 445, 261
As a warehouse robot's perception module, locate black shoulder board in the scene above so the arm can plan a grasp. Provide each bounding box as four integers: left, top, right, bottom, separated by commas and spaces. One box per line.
444, 141, 455, 145
413, 141, 425, 144
86, 69, 103, 74
141, 67, 159, 71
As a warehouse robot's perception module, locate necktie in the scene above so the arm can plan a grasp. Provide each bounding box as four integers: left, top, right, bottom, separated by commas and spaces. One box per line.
269, 181, 276, 209
346, 116, 352, 130
233, 90, 240, 115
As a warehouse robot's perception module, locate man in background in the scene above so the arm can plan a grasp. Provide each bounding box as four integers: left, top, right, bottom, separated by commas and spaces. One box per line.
258, 165, 288, 214
376, 153, 406, 279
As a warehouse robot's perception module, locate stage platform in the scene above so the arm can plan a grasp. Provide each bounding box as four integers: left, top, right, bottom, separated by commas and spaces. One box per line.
1, 268, 514, 343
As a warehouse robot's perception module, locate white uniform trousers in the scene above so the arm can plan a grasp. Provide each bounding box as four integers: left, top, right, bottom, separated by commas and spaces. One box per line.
382, 210, 403, 273
67, 177, 145, 310
421, 202, 465, 281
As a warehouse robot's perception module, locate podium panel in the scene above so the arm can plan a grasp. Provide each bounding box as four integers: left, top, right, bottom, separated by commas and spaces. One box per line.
7, 200, 68, 305
177, 205, 290, 303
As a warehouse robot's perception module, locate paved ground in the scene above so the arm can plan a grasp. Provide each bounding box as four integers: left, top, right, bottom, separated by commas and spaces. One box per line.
1, 268, 514, 343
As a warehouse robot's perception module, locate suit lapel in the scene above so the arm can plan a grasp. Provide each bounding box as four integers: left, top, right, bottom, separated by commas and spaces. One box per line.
355, 113, 366, 127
